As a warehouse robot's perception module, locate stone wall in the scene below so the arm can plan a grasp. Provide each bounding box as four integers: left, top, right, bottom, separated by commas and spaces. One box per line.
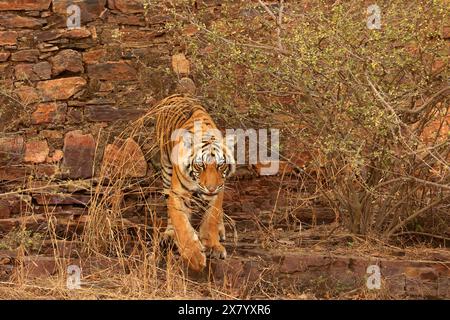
0, 0, 198, 221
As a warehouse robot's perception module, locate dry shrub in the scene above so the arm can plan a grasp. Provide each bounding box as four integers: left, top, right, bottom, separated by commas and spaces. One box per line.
165, 0, 449, 242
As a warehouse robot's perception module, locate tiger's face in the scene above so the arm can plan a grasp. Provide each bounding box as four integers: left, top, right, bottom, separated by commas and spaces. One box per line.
171, 125, 236, 195
191, 157, 228, 196
190, 139, 234, 196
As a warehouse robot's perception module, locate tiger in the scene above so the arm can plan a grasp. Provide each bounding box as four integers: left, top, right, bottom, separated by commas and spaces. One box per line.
155, 94, 235, 271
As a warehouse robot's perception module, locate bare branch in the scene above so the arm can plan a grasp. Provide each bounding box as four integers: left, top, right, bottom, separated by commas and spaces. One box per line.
386, 194, 450, 238
257, 0, 278, 22
398, 86, 450, 114
277, 0, 284, 50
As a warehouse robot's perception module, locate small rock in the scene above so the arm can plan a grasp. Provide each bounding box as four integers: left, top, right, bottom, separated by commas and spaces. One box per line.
0, 136, 24, 164
176, 77, 196, 95
87, 61, 137, 80
34, 29, 61, 42
24, 140, 49, 163
62, 130, 95, 179
41, 11, 52, 18
102, 138, 148, 178
63, 28, 91, 39
0, 52, 10, 61
33, 61, 52, 80
0, 31, 17, 45
82, 48, 106, 64
0, 13, 46, 28
46, 150, 64, 163
114, 0, 145, 13
31, 102, 66, 124
49, 49, 84, 76
432, 59, 446, 74
171, 53, 190, 75
15, 62, 51, 81
36, 77, 86, 101
38, 45, 59, 53
11, 49, 40, 62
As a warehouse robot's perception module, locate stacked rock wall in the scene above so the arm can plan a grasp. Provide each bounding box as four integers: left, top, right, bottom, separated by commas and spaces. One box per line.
0, 0, 193, 222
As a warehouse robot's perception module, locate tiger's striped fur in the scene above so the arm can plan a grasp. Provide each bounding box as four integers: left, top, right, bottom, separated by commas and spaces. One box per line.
155, 94, 235, 271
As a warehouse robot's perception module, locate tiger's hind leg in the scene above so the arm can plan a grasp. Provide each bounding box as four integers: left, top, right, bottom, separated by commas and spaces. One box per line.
199, 191, 227, 260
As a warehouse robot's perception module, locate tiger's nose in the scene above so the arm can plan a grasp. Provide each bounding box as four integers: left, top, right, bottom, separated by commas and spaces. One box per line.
207, 186, 216, 193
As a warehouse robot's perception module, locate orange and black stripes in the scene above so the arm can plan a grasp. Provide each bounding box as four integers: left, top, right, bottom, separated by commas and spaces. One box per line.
154, 94, 235, 271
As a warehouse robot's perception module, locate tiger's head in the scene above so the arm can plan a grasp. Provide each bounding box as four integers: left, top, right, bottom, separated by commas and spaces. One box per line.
172, 128, 235, 195
191, 141, 233, 195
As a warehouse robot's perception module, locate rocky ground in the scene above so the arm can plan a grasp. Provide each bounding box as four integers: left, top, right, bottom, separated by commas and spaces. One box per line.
0, 174, 449, 299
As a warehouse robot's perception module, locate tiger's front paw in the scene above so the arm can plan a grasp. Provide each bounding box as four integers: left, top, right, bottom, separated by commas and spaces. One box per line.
202, 239, 227, 260
181, 237, 207, 272
160, 227, 175, 247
